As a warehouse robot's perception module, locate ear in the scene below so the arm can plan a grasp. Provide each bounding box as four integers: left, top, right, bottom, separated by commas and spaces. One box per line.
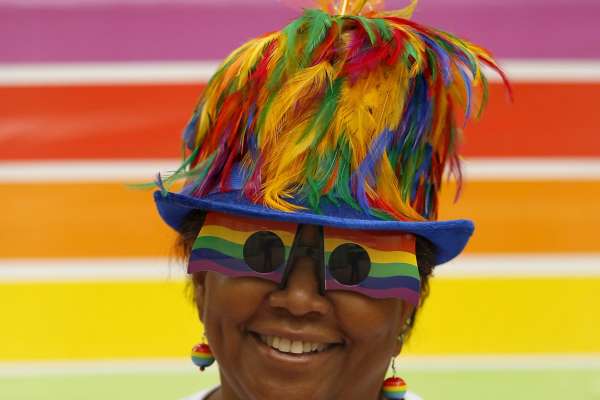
192, 272, 208, 323
393, 301, 416, 355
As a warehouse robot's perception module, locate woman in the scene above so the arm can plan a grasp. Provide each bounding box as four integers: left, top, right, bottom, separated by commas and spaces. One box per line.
153, 1, 507, 399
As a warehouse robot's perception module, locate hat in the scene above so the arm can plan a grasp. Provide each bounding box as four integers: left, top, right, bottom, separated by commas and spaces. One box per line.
154, 0, 508, 265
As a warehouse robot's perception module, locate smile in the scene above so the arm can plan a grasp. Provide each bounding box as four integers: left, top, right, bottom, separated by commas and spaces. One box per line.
258, 335, 330, 354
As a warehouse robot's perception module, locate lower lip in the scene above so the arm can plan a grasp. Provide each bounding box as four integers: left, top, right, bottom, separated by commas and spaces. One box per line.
249, 333, 341, 366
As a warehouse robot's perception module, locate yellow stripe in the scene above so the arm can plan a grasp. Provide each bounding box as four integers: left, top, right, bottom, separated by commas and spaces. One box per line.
1, 277, 598, 360
0, 281, 199, 360
405, 277, 600, 354
200, 224, 296, 245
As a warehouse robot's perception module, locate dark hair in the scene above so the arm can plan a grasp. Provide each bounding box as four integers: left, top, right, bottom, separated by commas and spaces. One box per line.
174, 210, 436, 341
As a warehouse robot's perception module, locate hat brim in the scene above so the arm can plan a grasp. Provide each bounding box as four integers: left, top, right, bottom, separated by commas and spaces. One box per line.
154, 190, 473, 265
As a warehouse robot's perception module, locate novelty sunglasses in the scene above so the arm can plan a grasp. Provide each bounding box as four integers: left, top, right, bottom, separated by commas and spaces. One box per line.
188, 212, 421, 305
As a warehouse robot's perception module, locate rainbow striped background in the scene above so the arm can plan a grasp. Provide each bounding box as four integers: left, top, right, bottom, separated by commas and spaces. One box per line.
1, 0, 599, 399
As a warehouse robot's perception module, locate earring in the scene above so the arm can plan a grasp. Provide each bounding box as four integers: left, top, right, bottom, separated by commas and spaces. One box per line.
382, 357, 407, 400
191, 335, 215, 371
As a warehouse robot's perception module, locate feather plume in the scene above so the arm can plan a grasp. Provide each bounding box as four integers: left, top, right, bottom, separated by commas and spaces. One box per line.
158, 0, 509, 221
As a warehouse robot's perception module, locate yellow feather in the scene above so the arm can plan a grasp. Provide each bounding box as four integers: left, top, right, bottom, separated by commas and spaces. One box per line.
237, 33, 278, 89
376, 153, 425, 221
261, 62, 335, 143
261, 118, 314, 211
378, 0, 419, 19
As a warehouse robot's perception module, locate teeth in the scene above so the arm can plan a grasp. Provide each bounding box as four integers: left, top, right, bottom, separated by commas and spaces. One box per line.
290, 340, 303, 354
279, 338, 291, 352
259, 335, 331, 355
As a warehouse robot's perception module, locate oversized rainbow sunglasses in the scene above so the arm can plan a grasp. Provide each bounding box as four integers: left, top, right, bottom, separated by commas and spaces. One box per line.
188, 212, 421, 305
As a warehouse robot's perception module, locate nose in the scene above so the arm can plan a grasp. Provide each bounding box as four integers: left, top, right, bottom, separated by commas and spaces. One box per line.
268, 256, 332, 316
268, 226, 331, 317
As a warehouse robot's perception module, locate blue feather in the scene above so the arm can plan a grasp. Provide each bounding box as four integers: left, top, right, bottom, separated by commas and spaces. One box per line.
353, 129, 394, 212
183, 112, 200, 150
418, 33, 452, 85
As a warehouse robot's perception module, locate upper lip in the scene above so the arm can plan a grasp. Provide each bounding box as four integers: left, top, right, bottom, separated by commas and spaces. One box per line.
248, 328, 344, 345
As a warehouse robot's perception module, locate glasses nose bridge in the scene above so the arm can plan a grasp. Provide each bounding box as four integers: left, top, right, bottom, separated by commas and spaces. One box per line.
279, 224, 325, 294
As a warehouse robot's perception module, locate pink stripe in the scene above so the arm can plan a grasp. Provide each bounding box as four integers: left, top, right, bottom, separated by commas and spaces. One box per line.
1, 1, 598, 62
325, 280, 420, 305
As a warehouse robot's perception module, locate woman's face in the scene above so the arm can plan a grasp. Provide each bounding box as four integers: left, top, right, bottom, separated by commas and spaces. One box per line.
194, 224, 414, 400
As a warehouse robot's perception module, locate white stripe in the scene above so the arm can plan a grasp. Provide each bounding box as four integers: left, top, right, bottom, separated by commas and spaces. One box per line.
436, 254, 600, 278
1, 60, 600, 86
1, 254, 600, 282
496, 60, 600, 83
462, 158, 600, 180
0, 159, 180, 182
2, 158, 600, 182
1, 355, 599, 377
0, 62, 219, 85
0, 258, 187, 282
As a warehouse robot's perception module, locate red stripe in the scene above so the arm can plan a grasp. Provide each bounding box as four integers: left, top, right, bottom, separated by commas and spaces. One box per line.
462, 83, 600, 157
205, 212, 297, 234
0, 84, 202, 160
324, 227, 416, 252
1, 83, 599, 160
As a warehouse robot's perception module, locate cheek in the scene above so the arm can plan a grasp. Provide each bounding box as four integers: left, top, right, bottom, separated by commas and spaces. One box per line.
200, 274, 272, 357
329, 292, 405, 352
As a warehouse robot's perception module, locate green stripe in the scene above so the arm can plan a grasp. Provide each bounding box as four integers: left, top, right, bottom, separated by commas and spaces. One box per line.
192, 236, 243, 259
370, 262, 420, 279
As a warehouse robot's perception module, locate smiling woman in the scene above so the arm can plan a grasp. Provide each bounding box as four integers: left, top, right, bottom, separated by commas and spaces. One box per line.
176, 210, 436, 400
151, 0, 506, 399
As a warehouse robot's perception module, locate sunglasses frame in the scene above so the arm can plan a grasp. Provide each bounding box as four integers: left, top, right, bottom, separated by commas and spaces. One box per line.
188, 212, 421, 305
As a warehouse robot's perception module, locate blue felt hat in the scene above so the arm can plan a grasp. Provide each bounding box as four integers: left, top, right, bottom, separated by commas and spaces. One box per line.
152, 2, 505, 266
154, 162, 474, 265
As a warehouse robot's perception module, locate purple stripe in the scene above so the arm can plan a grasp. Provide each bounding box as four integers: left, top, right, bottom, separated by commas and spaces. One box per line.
190, 249, 247, 271
1, 1, 599, 63
326, 280, 420, 305
361, 276, 421, 291
188, 259, 283, 283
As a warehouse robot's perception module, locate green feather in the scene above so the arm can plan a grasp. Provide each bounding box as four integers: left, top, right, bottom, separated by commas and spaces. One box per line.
305, 78, 343, 146
302, 9, 333, 66
372, 18, 393, 42
283, 16, 305, 69
350, 16, 377, 45
331, 139, 360, 211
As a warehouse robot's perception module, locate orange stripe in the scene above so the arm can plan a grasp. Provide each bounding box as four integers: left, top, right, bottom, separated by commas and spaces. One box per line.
0, 183, 176, 258
1, 181, 599, 258
2, 83, 600, 160
439, 180, 600, 253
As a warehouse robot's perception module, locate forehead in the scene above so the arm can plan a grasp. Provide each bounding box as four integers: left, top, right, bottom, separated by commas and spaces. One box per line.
201, 212, 416, 248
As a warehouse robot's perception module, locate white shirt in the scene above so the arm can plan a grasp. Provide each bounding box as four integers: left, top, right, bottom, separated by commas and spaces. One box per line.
182, 386, 423, 400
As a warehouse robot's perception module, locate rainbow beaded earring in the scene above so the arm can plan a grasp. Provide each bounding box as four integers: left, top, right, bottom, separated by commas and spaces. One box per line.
382, 358, 407, 399
191, 336, 215, 371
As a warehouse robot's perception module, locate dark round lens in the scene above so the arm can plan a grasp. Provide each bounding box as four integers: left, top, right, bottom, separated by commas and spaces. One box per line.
328, 243, 371, 285
243, 231, 285, 273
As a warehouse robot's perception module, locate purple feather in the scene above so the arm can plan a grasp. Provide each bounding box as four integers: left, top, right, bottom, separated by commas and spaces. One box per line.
352, 129, 394, 212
